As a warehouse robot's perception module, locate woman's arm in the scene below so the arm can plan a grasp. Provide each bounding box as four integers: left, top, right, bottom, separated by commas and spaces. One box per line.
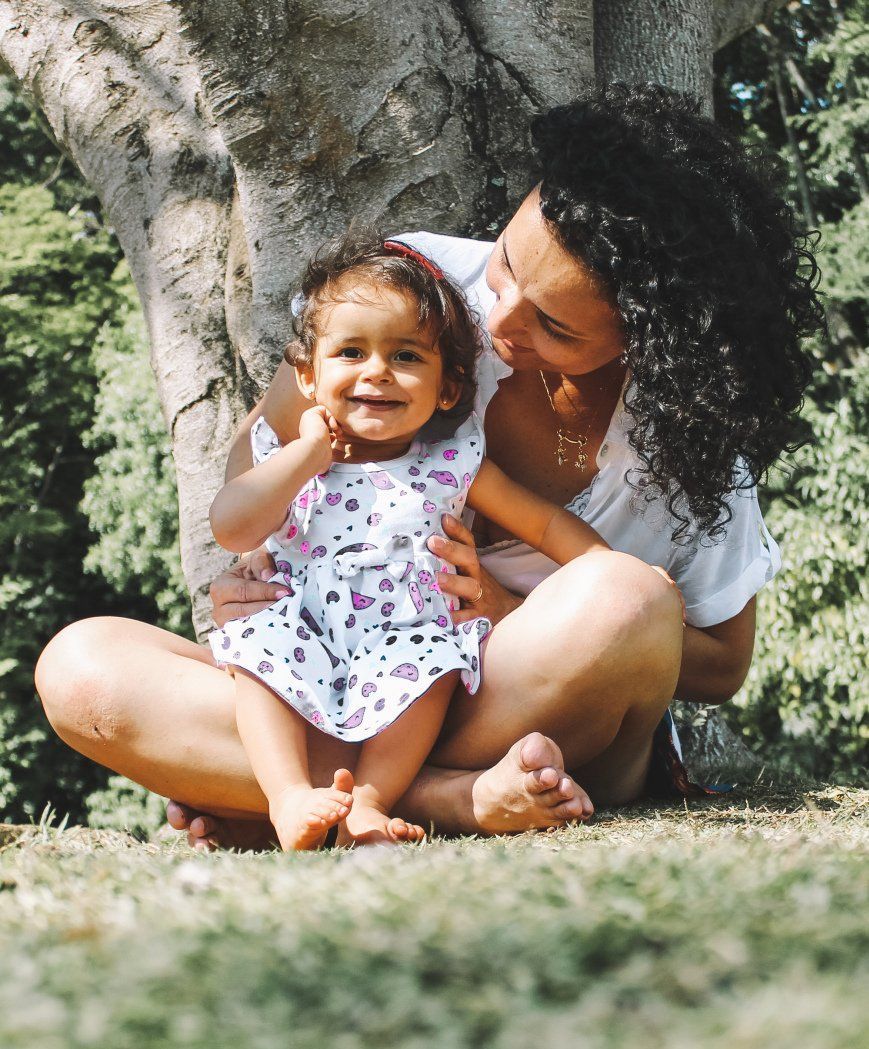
675, 599, 756, 705
225, 361, 311, 483
467, 459, 610, 563
210, 406, 333, 553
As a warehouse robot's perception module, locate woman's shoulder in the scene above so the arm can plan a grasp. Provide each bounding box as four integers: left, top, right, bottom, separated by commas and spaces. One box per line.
392, 231, 495, 289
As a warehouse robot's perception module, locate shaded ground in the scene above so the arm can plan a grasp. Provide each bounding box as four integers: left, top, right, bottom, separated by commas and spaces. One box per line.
1, 780, 866, 1049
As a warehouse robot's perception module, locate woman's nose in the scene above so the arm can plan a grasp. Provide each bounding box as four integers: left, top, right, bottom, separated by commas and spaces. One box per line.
487, 288, 528, 341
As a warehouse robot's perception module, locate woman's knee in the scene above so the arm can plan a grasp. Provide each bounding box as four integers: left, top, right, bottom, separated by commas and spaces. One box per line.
35, 617, 128, 744
546, 550, 682, 644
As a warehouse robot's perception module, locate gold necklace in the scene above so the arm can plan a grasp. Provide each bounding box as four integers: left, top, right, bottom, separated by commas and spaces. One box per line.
538, 370, 589, 470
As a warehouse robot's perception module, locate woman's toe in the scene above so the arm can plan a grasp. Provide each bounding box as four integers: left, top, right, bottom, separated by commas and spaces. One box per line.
189, 814, 218, 838
387, 817, 412, 841
166, 800, 195, 830
189, 830, 219, 851
524, 766, 561, 794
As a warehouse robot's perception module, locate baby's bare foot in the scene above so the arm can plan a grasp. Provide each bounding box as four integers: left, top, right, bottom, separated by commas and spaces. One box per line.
471, 731, 594, 834
270, 769, 354, 851
336, 803, 426, 848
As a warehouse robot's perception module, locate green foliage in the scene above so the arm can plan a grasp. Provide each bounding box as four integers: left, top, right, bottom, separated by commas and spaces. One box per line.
818, 197, 869, 306
730, 371, 868, 780
0, 181, 128, 820
715, 1, 867, 779
85, 775, 167, 839
81, 297, 190, 635
0, 78, 187, 825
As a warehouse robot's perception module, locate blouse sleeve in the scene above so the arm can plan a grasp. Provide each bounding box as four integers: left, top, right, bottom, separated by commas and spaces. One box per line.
669, 474, 781, 629
250, 415, 283, 465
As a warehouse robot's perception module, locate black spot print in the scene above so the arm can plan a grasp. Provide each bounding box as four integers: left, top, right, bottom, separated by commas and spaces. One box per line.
410, 634, 424, 644
264, 649, 273, 656
385, 636, 397, 646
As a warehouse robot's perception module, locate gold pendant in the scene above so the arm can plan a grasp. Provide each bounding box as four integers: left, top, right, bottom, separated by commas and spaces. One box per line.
556, 429, 588, 470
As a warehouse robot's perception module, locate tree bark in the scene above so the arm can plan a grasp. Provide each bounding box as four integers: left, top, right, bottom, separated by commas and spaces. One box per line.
713, 0, 790, 50
595, 0, 716, 110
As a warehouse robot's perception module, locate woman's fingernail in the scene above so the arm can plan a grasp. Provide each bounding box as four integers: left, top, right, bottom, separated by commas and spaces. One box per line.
260, 570, 271, 581
429, 535, 444, 547
275, 588, 289, 598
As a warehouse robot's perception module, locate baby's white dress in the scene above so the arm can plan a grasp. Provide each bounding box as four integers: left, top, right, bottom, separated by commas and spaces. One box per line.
209, 413, 491, 742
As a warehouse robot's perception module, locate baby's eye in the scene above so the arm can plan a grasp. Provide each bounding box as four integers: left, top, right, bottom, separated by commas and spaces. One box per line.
394, 349, 422, 363
337, 347, 363, 359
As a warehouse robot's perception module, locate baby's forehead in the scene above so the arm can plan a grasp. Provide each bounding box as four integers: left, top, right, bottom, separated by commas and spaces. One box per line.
313, 282, 439, 343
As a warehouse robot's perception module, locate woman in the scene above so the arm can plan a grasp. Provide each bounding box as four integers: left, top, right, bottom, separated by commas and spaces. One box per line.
35, 84, 821, 849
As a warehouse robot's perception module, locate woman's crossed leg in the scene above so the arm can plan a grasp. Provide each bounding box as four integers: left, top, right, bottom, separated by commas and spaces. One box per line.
34, 550, 682, 847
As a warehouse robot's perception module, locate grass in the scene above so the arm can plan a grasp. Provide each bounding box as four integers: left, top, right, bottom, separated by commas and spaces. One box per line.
0, 780, 866, 1049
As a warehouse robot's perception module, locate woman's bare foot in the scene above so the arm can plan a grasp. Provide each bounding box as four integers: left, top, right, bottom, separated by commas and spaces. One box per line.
165, 802, 278, 852
168, 733, 590, 849
336, 803, 426, 848
470, 732, 593, 834
270, 769, 355, 851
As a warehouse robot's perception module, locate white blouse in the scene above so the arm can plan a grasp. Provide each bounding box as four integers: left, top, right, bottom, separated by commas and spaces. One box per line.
397, 231, 781, 629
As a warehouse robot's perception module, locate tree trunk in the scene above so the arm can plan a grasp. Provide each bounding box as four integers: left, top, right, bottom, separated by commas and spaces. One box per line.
594, 0, 716, 110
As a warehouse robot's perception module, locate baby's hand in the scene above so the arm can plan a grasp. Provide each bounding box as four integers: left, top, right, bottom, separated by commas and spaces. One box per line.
297, 405, 346, 468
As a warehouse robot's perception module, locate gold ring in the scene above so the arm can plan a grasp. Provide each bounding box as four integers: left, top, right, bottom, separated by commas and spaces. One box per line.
469, 581, 484, 604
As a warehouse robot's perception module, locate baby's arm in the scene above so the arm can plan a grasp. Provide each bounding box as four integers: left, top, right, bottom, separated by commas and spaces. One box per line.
466, 458, 610, 565
210, 405, 334, 553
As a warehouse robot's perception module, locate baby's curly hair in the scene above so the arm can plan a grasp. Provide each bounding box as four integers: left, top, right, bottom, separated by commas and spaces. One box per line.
533, 83, 824, 539
286, 228, 480, 419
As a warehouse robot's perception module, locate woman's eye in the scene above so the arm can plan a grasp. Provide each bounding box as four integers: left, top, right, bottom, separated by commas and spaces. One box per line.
539, 315, 571, 341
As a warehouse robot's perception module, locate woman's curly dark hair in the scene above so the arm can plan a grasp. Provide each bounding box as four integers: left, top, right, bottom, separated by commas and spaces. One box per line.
532, 83, 824, 539
286, 227, 480, 419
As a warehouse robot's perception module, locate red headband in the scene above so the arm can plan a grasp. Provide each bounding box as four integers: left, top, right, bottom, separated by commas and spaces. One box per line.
382, 240, 445, 281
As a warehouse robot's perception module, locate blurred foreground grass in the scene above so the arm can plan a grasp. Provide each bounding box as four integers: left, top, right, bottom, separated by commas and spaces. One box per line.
0, 781, 866, 1049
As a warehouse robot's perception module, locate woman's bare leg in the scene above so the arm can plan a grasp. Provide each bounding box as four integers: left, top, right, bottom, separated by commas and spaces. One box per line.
398, 550, 684, 831
34, 551, 681, 842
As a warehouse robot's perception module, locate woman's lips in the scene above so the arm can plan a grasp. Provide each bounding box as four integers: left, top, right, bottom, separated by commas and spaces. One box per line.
497, 337, 535, 354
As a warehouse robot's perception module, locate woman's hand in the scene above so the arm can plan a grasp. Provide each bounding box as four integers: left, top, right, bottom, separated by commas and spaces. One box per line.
210, 548, 289, 628
649, 564, 687, 625
427, 513, 524, 627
